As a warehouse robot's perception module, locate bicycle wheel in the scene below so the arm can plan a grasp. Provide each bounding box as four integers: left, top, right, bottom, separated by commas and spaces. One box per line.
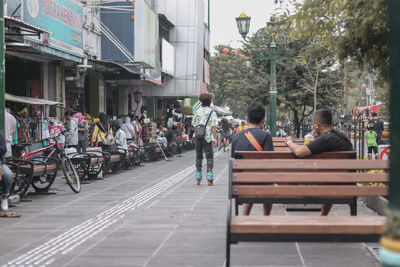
61, 157, 81, 193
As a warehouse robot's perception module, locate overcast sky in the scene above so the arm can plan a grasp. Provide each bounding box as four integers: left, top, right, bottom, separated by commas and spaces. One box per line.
210, 0, 277, 53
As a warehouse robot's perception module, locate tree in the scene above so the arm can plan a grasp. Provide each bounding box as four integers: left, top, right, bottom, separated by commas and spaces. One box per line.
284, 0, 389, 113
242, 23, 343, 136
209, 45, 262, 118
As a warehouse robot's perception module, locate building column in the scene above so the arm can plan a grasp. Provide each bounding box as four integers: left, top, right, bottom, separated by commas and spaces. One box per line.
56, 65, 62, 118
118, 87, 129, 116
88, 73, 104, 117
42, 62, 49, 117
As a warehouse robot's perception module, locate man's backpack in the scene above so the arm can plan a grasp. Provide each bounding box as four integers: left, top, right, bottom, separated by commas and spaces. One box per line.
97, 123, 115, 146
194, 111, 214, 139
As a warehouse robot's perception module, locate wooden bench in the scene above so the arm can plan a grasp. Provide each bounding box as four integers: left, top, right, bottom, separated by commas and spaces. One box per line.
13, 157, 59, 194
233, 151, 357, 214
226, 159, 388, 266
69, 152, 105, 181
272, 137, 303, 151
236, 151, 356, 159
102, 151, 122, 175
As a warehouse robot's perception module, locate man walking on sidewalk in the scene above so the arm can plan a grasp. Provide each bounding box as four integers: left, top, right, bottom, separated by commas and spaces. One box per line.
192, 92, 218, 186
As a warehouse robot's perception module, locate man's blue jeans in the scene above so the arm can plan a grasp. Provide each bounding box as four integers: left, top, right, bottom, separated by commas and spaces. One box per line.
1, 164, 13, 196
195, 138, 214, 171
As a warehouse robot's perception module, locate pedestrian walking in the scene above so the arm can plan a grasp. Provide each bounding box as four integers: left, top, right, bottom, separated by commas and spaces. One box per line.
366, 123, 379, 160
64, 111, 79, 149
368, 112, 384, 145
192, 92, 218, 186
74, 112, 89, 152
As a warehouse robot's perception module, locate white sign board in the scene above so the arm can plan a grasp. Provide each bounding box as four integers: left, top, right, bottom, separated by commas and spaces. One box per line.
161, 39, 175, 76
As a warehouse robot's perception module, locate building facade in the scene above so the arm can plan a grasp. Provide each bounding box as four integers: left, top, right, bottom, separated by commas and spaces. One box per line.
3, 0, 210, 120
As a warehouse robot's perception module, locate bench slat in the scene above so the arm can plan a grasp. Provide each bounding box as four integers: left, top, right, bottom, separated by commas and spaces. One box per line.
236, 151, 356, 159
232, 185, 388, 197
232, 172, 388, 183
230, 216, 385, 234
233, 159, 388, 170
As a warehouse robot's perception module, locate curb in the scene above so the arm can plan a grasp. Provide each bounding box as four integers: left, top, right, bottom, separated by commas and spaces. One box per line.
361, 196, 388, 215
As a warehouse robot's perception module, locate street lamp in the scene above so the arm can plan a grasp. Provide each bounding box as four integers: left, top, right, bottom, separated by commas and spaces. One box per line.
235, 14, 279, 137
235, 13, 251, 40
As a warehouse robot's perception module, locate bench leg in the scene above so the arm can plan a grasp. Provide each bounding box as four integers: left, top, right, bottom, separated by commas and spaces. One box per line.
350, 197, 358, 216
226, 200, 232, 267
226, 240, 231, 267
235, 202, 239, 216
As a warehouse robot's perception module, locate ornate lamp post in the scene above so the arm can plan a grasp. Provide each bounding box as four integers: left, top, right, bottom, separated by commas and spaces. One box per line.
235, 14, 279, 137
362, 83, 368, 106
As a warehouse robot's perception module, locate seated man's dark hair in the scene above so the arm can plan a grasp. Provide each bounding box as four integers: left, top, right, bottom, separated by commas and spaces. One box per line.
111, 120, 120, 130
64, 110, 74, 117
198, 92, 214, 107
247, 103, 265, 124
372, 112, 378, 117
313, 109, 333, 126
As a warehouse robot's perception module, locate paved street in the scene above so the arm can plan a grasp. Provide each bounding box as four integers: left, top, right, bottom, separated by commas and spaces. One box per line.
0, 150, 381, 267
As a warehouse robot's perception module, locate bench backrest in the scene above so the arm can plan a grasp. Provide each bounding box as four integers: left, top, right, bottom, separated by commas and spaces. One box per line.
235, 151, 356, 159
229, 159, 389, 199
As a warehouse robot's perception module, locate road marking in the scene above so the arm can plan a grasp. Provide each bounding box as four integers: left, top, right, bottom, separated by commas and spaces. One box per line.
5, 150, 224, 266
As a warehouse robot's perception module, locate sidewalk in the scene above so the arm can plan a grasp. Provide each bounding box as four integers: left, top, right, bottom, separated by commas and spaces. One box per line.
0, 150, 381, 266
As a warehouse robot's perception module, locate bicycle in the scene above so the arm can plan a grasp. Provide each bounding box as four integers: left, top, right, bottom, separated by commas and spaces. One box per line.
17, 132, 81, 193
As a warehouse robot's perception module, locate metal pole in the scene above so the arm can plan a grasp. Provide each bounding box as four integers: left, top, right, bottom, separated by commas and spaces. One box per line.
0, 0, 5, 134
269, 40, 277, 137
380, 1, 400, 265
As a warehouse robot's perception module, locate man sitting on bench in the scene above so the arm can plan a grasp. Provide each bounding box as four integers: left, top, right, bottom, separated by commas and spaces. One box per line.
231, 103, 274, 215
285, 109, 353, 215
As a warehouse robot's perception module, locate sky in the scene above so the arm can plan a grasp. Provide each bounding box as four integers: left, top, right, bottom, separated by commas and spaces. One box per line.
209, 0, 277, 53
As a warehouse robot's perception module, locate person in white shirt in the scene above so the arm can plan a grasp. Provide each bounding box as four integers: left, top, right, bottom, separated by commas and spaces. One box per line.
121, 117, 135, 142
64, 111, 79, 148
112, 121, 127, 153
5, 110, 16, 159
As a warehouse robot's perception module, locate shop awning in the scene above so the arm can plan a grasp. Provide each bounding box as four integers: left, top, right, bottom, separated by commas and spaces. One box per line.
5, 93, 62, 105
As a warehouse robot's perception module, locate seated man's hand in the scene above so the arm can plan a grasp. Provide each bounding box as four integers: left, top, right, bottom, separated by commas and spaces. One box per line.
285, 136, 293, 144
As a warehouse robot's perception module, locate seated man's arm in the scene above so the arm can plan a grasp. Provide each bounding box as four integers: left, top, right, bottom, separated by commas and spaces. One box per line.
286, 136, 312, 157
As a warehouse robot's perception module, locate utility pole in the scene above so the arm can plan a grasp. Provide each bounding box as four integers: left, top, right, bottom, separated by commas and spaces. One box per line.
380, 1, 400, 266
0, 0, 5, 134
269, 40, 277, 137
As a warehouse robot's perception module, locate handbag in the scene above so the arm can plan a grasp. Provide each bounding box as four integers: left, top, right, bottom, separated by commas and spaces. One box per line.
97, 123, 115, 146
194, 110, 214, 139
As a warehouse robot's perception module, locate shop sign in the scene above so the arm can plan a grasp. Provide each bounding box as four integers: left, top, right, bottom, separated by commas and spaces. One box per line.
24, 0, 83, 57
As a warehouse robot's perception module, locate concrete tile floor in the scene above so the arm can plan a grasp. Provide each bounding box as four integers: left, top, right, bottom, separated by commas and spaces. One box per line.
0, 150, 381, 267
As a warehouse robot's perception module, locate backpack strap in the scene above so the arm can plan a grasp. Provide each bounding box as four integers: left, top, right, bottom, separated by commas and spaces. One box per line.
205, 110, 214, 126
244, 131, 263, 151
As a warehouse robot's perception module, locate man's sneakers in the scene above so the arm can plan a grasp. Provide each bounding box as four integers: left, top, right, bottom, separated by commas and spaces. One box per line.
196, 171, 202, 185
1, 198, 8, 211
206, 171, 214, 186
